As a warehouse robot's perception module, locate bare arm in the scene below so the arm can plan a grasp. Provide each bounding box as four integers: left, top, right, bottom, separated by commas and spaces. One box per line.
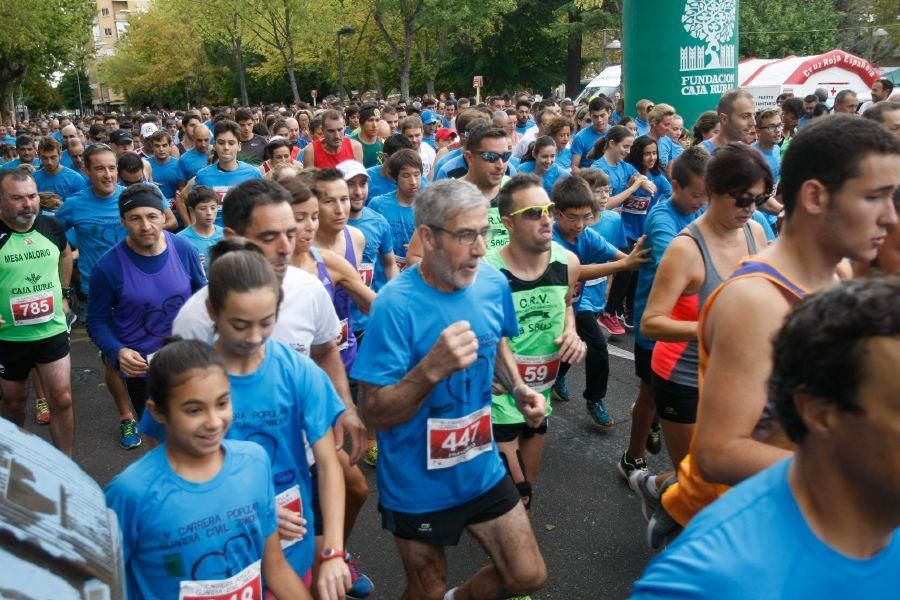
302, 144, 315, 167
163, 207, 178, 231
641, 237, 702, 342
405, 229, 424, 267
494, 338, 546, 427
607, 176, 644, 210
360, 321, 477, 430
570, 155, 583, 175
321, 249, 376, 314
261, 532, 312, 599
59, 243, 73, 315
694, 280, 794, 486
351, 140, 364, 163
176, 178, 194, 224
380, 251, 399, 280
311, 430, 351, 600
579, 238, 651, 280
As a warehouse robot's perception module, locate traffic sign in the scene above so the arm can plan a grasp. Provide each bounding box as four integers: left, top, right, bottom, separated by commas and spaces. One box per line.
473, 76, 483, 88
311, 89, 318, 98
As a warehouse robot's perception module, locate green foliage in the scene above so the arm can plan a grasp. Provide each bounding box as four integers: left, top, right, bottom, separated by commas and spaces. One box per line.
0, 0, 94, 101
56, 70, 90, 112
739, 0, 841, 58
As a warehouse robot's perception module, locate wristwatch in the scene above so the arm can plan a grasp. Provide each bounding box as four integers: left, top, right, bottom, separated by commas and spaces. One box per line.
61, 286, 74, 300
320, 548, 347, 562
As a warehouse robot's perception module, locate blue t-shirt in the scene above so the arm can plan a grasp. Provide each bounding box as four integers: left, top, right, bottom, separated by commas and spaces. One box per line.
633, 199, 700, 349
194, 162, 263, 225
348, 207, 394, 333
621, 170, 672, 241
515, 161, 570, 195
656, 134, 684, 169
751, 210, 777, 240
556, 148, 573, 170
366, 165, 396, 200
147, 156, 181, 200
580, 211, 627, 313
368, 192, 416, 263
433, 147, 462, 178
59, 150, 73, 168
633, 458, 900, 599
433, 154, 468, 180
591, 156, 639, 197
0, 157, 40, 171
636, 118, 650, 137
141, 339, 345, 575
177, 224, 224, 271
54, 185, 128, 294
515, 120, 536, 135
698, 138, 717, 154
32, 166, 87, 201
177, 149, 209, 183
105, 440, 278, 600
552, 224, 618, 314
351, 263, 518, 513
571, 127, 608, 168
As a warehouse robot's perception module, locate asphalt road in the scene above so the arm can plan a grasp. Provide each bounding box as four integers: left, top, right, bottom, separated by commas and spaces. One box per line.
19, 324, 670, 599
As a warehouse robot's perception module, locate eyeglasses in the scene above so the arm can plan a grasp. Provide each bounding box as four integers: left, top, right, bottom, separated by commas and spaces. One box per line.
508, 203, 555, 220
758, 123, 784, 132
429, 225, 490, 246
474, 151, 511, 163
556, 210, 596, 224
733, 192, 771, 208
592, 187, 611, 198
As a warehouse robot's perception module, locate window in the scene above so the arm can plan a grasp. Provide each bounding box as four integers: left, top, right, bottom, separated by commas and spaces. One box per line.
101, 7, 109, 16
104, 27, 113, 36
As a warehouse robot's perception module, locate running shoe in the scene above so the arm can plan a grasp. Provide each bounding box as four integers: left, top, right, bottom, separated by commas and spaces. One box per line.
630, 469, 661, 521
364, 444, 378, 467
618, 310, 635, 331
646, 421, 662, 454
345, 552, 374, 598
586, 400, 614, 429
119, 418, 142, 450
597, 311, 626, 336
551, 374, 570, 402
35, 398, 50, 425
617, 451, 648, 483
65, 311, 77, 332
647, 478, 682, 550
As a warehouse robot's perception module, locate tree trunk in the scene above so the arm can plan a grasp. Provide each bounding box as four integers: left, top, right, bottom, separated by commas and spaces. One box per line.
565, 9, 583, 100
285, 53, 300, 104
234, 27, 249, 105
373, 67, 383, 100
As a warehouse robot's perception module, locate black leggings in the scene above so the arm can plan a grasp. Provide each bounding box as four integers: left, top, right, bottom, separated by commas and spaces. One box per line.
557, 311, 609, 403
605, 239, 637, 316
125, 377, 150, 418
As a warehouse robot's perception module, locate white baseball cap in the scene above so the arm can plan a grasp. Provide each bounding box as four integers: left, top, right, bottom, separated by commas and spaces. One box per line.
140, 123, 159, 139
337, 160, 369, 181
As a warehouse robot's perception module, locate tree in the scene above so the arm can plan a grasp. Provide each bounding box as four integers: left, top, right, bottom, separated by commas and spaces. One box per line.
739, 0, 840, 59
834, 0, 899, 63
57, 69, 90, 113
683, 0, 738, 68
0, 0, 94, 120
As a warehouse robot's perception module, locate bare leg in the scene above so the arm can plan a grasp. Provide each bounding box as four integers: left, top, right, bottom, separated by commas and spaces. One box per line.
36, 355, 74, 456
519, 433, 546, 485
31, 368, 46, 402
626, 381, 655, 459
0, 378, 28, 426
455, 502, 547, 600
496, 438, 528, 507
103, 359, 133, 419
660, 420, 694, 471
395, 537, 447, 600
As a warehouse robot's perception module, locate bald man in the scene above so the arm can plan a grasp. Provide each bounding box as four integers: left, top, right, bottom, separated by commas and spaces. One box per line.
59, 124, 81, 169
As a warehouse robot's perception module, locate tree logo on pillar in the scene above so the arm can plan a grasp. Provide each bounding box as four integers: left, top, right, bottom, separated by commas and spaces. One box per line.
681, 0, 736, 71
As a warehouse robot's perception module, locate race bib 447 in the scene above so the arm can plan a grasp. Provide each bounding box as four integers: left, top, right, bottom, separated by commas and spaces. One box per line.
426, 405, 493, 470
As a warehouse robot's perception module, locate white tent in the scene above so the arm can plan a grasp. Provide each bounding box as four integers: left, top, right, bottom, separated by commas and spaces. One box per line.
739, 49, 878, 107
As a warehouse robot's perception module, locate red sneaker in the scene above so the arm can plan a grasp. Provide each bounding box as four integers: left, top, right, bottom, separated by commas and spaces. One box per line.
598, 312, 626, 336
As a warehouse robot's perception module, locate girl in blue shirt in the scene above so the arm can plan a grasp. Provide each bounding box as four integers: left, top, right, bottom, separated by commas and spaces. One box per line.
517, 136, 571, 195
105, 339, 310, 600
588, 125, 652, 212
622, 136, 673, 241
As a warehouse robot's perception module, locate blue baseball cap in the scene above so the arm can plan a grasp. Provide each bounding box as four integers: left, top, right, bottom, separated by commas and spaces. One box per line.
421, 110, 440, 125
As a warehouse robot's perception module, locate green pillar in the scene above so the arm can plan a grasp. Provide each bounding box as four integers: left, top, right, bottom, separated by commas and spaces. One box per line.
623, 0, 739, 130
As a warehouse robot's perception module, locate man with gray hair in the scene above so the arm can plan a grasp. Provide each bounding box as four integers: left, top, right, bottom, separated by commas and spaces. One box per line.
353, 178, 548, 600
832, 89, 859, 114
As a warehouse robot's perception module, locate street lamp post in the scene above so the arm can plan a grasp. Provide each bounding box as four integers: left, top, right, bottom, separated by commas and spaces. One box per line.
337, 26, 355, 107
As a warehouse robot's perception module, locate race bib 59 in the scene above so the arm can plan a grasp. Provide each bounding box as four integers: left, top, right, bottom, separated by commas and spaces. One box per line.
514, 352, 561, 392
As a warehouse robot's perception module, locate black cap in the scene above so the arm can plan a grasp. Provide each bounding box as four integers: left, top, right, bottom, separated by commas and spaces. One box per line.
119, 185, 165, 216
109, 129, 133, 145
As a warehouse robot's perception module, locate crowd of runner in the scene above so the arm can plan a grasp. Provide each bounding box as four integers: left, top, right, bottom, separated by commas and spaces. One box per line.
0, 76, 898, 599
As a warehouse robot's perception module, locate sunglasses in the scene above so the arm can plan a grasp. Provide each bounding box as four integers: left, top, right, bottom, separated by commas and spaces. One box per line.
734, 192, 770, 208
508, 203, 555, 220
475, 151, 511, 163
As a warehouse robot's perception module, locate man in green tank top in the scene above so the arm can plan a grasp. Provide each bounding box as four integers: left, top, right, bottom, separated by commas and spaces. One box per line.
350, 104, 384, 168
485, 174, 585, 507
462, 124, 514, 250
0, 169, 75, 456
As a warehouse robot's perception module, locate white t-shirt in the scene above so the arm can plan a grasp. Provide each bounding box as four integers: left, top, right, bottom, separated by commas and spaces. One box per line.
513, 125, 540, 158
419, 142, 436, 178
173, 265, 340, 356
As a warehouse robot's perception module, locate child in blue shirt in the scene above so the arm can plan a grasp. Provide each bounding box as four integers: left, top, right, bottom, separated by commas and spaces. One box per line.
176, 186, 224, 272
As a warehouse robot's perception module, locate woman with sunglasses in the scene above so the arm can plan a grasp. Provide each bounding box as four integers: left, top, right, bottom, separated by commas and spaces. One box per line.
632, 143, 771, 511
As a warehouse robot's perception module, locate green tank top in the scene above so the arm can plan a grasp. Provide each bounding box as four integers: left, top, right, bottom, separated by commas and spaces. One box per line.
350, 133, 384, 168
486, 179, 511, 250
485, 242, 569, 424
0, 216, 68, 342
